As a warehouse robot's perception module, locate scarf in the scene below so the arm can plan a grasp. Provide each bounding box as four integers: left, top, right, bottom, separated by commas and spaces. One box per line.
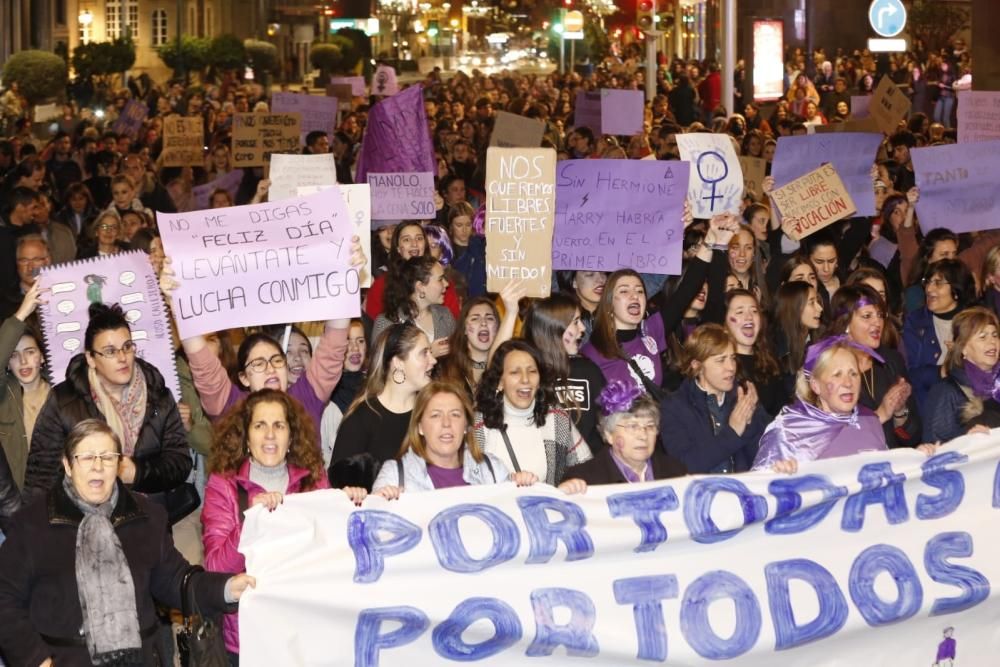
962, 361, 1000, 401
61, 476, 142, 665
89, 366, 147, 456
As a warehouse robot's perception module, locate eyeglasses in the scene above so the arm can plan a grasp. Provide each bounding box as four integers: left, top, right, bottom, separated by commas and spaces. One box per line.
73, 451, 122, 468
923, 277, 950, 288
615, 421, 658, 436
10, 347, 40, 364
91, 340, 137, 359
245, 354, 286, 373
16, 256, 49, 265
98, 223, 120, 231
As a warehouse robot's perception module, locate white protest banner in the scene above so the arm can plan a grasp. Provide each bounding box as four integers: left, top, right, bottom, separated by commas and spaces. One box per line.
240, 435, 1000, 666
372, 65, 399, 96
297, 183, 372, 287
771, 163, 857, 241
367, 172, 436, 221
490, 111, 546, 148
676, 133, 744, 218
485, 147, 556, 298
553, 159, 688, 274
158, 188, 360, 339
268, 153, 338, 203
911, 139, 1000, 234
271, 92, 338, 143
296, 183, 372, 287
957, 90, 1000, 143
33, 103, 60, 123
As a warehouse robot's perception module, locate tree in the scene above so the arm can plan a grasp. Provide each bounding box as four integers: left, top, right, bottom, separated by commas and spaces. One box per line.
244, 39, 279, 84
1, 50, 68, 105
72, 37, 136, 88
158, 36, 210, 81
334, 28, 370, 75
310, 43, 344, 82
907, 0, 970, 53
205, 34, 246, 78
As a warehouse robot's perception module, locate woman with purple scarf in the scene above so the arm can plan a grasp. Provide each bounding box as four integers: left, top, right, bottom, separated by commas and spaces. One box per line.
924, 307, 1000, 442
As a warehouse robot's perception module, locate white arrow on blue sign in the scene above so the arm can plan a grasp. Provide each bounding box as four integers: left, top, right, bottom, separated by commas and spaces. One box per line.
868, 0, 907, 38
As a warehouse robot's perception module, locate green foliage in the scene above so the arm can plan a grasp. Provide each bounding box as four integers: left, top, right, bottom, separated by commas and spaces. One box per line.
907, 0, 970, 53
310, 43, 344, 77
158, 36, 210, 76
1, 50, 67, 104
330, 35, 362, 73
244, 39, 279, 74
72, 37, 136, 80
206, 34, 246, 72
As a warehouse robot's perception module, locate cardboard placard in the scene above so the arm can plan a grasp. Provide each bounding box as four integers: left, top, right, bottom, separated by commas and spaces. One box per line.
33, 103, 60, 123
739, 156, 767, 200
771, 133, 882, 216
231, 112, 301, 167
271, 92, 338, 144
813, 117, 881, 134
676, 133, 745, 218
490, 111, 546, 148
367, 172, 436, 221
553, 159, 688, 275
957, 90, 1000, 143
161, 116, 204, 167
869, 76, 911, 135
485, 148, 556, 298
772, 163, 857, 241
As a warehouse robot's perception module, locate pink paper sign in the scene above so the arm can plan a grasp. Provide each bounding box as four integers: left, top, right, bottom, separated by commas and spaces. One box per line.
329, 76, 366, 97
601, 89, 644, 136
158, 188, 361, 339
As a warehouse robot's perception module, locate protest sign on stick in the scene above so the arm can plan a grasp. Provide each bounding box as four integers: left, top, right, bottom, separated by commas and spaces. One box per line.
271, 93, 338, 143
912, 139, 1000, 234
191, 169, 244, 211
158, 188, 360, 339
355, 85, 434, 182
485, 148, 556, 298
739, 156, 767, 200
326, 84, 354, 105
869, 76, 911, 135
297, 184, 373, 288
676, 133, 744, 218
771, 133, 881, 216
37, 251, 180, 400
772, 163, 857, 241
240, 434, 1000, 667
231, 113, 301, 167
268, 153, 338, 203
957, 90, 1000, 143
600, 89, 644, 136
372, 65, 399, 96
490, 111, 545, 148
329, 76, 366, 97
161, 116, 204, 167
367, 172, 436, 220
553, 159, 688, 274
112, 100, 148, 139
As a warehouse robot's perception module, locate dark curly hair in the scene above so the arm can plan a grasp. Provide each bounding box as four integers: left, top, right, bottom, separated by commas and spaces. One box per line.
474, 340, 554, 430
209, 388, 324, 490
384, 255, 439, 322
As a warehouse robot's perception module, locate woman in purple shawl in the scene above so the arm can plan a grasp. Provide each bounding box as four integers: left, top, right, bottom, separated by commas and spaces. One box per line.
755, 336, 939, 471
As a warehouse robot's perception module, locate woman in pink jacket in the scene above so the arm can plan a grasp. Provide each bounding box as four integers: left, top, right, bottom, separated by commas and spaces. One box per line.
201, 389, 366, 660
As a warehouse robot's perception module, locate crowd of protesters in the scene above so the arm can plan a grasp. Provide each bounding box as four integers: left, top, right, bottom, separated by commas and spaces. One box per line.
0, 33, 990, 665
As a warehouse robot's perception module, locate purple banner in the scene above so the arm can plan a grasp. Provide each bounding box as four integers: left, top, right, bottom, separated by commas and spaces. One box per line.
368, 172, 436, 221
601, 89, 644, 136
912, 140, 1000, 234
771, 133, 882, 216
271, 92, 338, 143
850, 95, 871, 119
111, 100, 148, 140
553, 159, 689, 275
192, 169, 244, 211
38, 251, 180, 400
355, 84, 434, 182
574, 90, 602, 135
158, 188, 360, 339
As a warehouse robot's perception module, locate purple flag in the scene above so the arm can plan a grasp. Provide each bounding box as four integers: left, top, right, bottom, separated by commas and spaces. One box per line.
553, 159, 689, 275
38, 251, 181, 400
772, 133, 882, 216
912, 140, 1000, 234
601, 90, 644, 136
355, 85, 434, 183
574, 90, 602, 135
112, 100, 148, 140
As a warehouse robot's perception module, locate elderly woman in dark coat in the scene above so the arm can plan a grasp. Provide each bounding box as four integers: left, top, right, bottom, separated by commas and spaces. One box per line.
0, 420, 254, 667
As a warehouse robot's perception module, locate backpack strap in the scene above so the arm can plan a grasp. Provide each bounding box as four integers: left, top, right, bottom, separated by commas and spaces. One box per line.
236, 484, 249, 525
499, 428, 521, 473
396, 458, 405, 491
483, 455, 496, 483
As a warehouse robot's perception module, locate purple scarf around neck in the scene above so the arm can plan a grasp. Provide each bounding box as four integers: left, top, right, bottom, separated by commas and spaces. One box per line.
962, 360, 1000, 401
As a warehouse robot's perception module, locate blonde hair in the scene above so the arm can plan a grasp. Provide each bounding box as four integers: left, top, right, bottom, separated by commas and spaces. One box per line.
947, 306, 1000, 371
682, 323, 735, 377
982, 246, 1000, 291
795, 342, 861, 406
400, 381, 484, 463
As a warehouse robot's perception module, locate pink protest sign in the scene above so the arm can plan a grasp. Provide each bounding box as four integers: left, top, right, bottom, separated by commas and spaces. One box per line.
329, 76, 366, 97
37, 251, 181, 400
191, 169, 244, 211
158, 188, 361, 339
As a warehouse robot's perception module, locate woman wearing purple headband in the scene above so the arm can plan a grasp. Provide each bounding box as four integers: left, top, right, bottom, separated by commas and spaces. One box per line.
754, 335, 938, 471
564, 380, 687, 485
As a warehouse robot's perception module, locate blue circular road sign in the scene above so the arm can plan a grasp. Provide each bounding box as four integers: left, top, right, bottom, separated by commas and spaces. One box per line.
868, 0, 907, 38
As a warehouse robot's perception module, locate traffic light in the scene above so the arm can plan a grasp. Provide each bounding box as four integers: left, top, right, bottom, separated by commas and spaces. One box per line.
637, 0, 656, 31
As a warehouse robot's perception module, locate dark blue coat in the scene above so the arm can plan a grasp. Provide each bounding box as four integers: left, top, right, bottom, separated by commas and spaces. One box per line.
902, 306, 945, 413
452, 235, 487, 298
660, 377, 769, 474
924, 366, 1000, 442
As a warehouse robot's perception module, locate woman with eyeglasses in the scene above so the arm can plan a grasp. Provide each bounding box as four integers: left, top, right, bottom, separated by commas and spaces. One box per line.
0, 419, 254, 667
24, 304, 193, 515
77, 211, 130, 259
0, 284, 48, 489
159, 240, 366, 435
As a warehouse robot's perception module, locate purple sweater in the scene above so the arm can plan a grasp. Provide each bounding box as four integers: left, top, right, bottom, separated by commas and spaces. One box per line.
581, 315, 666, 393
